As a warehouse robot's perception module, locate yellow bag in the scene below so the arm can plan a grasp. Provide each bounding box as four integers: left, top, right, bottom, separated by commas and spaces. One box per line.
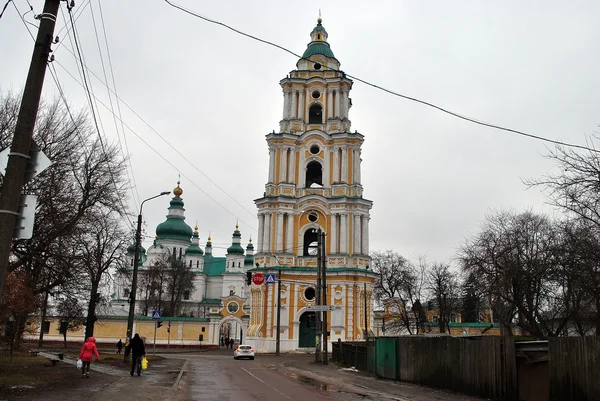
141, 356, 148, 370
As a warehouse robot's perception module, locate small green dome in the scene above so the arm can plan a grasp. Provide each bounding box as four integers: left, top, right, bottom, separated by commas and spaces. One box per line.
227, 243, 245, 255
302, 42, 335, 59
185, 244, 204, 256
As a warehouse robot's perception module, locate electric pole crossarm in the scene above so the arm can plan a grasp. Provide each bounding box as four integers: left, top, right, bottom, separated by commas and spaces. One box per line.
0, 0, 61, 300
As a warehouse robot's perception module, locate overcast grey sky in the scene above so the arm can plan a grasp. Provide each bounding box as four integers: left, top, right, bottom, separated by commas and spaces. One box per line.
1, 1, 599, 263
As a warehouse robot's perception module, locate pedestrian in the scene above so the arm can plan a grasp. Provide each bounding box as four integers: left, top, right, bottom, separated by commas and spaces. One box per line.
225, 337, 229, 348
229, 338, 234, 349
220, 337, 224, 347
125, 333, 146, 377
116, 339, 123, 354
78, 337, 100, 378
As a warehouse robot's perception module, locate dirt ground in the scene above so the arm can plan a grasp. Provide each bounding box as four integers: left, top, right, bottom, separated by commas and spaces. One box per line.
0, 349, 167, 400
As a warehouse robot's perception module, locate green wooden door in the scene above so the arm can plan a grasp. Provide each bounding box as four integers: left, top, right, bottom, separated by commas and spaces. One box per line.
299, 312, 316, 348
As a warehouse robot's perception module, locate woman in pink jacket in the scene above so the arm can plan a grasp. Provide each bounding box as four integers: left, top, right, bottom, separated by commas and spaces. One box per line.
78, 336, 100, 377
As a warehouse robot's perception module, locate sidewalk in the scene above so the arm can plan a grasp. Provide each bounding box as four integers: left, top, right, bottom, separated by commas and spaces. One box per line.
282, 356, 486, 401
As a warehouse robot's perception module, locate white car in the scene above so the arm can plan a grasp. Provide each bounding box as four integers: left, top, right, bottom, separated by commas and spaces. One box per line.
233, 344, 255, 360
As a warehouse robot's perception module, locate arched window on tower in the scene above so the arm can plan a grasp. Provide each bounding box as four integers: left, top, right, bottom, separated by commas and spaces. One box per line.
308, 104, 323, 124
303, 230, 320, 257
305, 161, 323, 188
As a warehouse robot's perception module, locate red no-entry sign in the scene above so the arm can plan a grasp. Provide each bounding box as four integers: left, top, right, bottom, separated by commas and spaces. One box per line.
252, 273, 265, 285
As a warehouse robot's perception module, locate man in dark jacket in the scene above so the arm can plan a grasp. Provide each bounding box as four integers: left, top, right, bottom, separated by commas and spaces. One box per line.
125, 333, 146, 376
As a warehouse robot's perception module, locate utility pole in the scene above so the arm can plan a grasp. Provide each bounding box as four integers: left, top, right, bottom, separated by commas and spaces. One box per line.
275, 268, 281, 356
315, 228, 322, 363
321, 230, 328, 365
0, 0, 60, 301
364, 282, 368, 340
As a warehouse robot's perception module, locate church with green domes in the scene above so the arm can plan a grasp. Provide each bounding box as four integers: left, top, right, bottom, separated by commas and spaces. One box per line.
112, 180, 254, 344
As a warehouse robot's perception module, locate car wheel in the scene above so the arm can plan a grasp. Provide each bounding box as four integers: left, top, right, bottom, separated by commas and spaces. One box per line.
234, 356, 237, 360
250, 356, 254, 360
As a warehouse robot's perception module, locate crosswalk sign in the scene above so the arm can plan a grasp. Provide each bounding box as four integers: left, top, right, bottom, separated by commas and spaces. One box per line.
265, 273, 276, 284
151, 310, 161, 320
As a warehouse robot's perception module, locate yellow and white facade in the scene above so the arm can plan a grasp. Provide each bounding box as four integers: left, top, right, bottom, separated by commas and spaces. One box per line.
247, 18, 376, 352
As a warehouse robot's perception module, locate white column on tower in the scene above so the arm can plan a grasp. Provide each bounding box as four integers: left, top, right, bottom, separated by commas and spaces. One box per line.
330, 213, 338, 254
335, 89, 341, 118
361, 215, 368, 255
257, 214, 265, 253
286, 213, 294, 253
333, 147, 340, 183
364, 216, 370, 255
341, 147, 348, 183
298, 90, 305, 121
268, 148, 276, 183
323, 148, 331, 187
287, 149, 295, 184
356, 149, 361, 184
354, 214, 361, 255
276, 212, 284, 252
298, 149, 306, 187
340, 213, 348, 254
341, 88, 349, 118
283, 89, 291, 119
327, 89, 333, 119
263, 212, 272, 253
279, 148, 287, 183
291, 90, 297, 119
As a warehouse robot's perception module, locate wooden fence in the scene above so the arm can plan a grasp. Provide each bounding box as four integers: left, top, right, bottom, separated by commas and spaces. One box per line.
332, 336, 600, 401
549, 336, 600, 401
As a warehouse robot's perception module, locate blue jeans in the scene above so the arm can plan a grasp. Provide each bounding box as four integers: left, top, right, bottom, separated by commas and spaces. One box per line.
130, 356, 142, 375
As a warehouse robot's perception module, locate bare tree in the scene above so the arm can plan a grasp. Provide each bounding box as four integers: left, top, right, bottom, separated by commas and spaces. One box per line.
73, 210, 129, 338
56, 296, 84, 347
458, 210, 592, 337
371, 251, 427, 335
0, 91, 130, 345
427, 263, 461, 334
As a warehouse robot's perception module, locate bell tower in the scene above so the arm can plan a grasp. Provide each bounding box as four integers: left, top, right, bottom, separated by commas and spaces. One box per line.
254, 17, 372, 269
249, 18, 376, 351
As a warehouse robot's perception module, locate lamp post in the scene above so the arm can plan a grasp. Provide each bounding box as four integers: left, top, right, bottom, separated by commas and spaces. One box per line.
124, 191, 170, 361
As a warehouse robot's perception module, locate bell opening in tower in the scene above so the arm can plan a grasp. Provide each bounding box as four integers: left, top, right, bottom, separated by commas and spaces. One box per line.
308, 104, 323, 124
303, 230, 320, 256
306, 161, 323, 188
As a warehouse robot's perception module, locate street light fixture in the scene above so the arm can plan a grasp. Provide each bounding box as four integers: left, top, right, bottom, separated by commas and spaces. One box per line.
124, 191, 170, 361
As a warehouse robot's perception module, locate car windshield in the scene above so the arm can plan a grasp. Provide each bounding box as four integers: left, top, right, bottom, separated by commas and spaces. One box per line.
240, 345, 252, 350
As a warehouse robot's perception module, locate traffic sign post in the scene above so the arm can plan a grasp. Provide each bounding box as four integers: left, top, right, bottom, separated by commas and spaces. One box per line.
252, 273, 265, 285
265, 273, 276, 284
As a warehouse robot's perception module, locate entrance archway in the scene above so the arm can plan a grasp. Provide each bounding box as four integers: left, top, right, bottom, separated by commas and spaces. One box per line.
219, 317, 244, 348
298, 311, 316, 348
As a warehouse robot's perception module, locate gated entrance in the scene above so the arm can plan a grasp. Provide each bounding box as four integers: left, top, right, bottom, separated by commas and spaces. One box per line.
298, 311, 316, 348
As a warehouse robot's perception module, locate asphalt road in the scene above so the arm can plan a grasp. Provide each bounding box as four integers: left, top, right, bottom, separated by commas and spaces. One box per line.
173, 351, 344, 401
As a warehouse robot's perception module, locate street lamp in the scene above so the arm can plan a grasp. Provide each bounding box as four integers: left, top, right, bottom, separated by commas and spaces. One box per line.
124, 191, 170, 360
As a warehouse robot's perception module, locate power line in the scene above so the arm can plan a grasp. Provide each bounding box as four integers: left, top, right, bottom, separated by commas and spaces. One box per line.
96, 0, 140, 208
65, 3, 133, 224
162, 0, 599, 154
49, 29, 259, 224
0, 0, 12, 20
88, 0, 140, 207
52, 59, 258, 234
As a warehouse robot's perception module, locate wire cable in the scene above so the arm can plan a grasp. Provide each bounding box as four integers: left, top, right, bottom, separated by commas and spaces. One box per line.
0, 0, 12, 20
66, 3, 133, 225
88, 0, 140, 207
52, 59, 258, 233
95, 0, 141, 207
163, 0, 598, 154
